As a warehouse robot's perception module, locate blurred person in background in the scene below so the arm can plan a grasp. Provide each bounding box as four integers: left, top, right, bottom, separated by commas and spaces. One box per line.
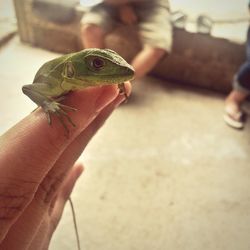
224, 2, 250, 129
81, 0, 172, 79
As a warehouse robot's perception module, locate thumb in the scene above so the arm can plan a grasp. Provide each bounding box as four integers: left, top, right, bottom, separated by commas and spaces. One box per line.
50, 163, 84, 230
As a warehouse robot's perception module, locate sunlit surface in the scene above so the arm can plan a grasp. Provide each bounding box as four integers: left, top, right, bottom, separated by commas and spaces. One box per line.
171, 0, 248, 42
79, 0, 102, 7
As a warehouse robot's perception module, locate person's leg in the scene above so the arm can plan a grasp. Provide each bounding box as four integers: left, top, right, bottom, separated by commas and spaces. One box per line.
81, 24, 105, 48
224, 89, 248, 129
225, 61, 250, 118
134, 1, 172, 78
225, 90, 248, 120
224, 61, 250, 128
131, 45, 166, 78
80, 3, 115, 49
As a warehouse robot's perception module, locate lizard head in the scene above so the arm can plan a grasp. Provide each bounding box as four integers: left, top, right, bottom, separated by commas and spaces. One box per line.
64, 48, 135, 86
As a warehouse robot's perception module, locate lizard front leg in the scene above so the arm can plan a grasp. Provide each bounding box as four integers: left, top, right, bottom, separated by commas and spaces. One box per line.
22, 83, 77, 134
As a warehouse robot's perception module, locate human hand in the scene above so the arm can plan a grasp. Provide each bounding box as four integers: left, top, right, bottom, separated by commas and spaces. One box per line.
118, 4, 137, 25
0, 83, 131, 249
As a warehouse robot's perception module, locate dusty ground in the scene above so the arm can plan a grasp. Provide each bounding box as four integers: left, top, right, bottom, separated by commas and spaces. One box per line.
1, 36, 250, 250
1, 1, 250, 250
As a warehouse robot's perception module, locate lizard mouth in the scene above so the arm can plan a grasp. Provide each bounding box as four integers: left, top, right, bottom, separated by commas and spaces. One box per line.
79, 72, 134, 83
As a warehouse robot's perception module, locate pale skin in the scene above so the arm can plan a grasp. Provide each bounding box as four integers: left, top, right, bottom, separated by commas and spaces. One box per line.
0, 83, 131, 249
81, 3, 166, 79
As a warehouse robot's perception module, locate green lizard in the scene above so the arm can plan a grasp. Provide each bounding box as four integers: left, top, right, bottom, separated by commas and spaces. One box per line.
22, 48, 134, 133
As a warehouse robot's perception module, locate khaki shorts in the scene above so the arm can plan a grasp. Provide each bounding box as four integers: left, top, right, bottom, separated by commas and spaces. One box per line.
81, 1, 172, 52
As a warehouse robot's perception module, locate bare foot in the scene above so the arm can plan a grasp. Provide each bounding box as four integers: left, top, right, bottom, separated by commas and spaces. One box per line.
224, 90, 247, 129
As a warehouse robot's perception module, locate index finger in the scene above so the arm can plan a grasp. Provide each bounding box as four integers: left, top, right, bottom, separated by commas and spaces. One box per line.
0, 84, 126, 242
0, 85, 119, 182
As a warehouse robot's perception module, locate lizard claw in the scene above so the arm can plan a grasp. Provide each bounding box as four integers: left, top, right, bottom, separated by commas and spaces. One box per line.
42, 100, 77, 136
118, 83, 128, 102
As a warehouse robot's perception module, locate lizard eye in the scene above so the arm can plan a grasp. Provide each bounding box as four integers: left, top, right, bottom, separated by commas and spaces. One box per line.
92, 58, 105, 69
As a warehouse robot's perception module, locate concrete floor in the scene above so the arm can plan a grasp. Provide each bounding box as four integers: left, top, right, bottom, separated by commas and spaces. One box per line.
1, 36, 250, 250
